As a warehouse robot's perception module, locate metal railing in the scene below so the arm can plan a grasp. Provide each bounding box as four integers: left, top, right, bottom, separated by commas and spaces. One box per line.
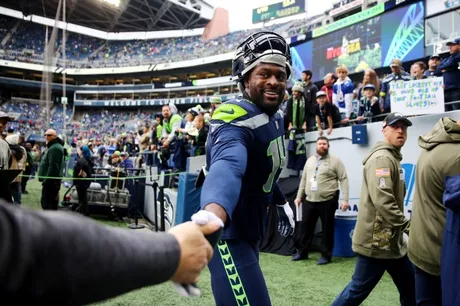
302, 99, 460, 134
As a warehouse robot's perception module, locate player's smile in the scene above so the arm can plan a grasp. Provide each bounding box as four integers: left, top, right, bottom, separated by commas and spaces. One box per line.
264, 89, 281, 100
244, 63, 287, 112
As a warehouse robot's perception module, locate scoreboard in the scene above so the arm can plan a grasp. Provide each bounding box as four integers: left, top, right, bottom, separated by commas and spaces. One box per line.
252, 0, 306, 24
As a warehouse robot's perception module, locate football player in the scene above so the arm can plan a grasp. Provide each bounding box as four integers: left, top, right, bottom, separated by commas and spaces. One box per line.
192, 31, 295, 305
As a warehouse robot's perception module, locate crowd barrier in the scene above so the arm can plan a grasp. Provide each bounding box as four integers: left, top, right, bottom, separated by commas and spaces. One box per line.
142, 109, 460, 257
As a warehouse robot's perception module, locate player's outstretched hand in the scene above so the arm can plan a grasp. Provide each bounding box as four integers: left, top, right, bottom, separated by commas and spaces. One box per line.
168, 221, 222, 284
277, 202, 295, 237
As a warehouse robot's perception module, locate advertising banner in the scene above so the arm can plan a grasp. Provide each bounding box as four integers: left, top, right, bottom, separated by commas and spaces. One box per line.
390, 77, 445, 116
252, 0, 305, 24
74, 94, 238, 107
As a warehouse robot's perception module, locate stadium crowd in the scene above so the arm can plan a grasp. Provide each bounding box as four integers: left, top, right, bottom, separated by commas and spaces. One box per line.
0, 14, 458, 303
0, 14, 321, 68
1, 36, 458, 177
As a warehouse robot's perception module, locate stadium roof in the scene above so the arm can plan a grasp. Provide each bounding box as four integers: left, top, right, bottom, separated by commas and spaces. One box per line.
0, 0, 213, 32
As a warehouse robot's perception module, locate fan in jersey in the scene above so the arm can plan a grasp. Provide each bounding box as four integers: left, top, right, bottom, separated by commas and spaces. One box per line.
192, 31, 295, 306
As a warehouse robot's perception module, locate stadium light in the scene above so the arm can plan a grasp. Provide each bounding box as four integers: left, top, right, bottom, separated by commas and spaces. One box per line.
99, 0, 121, 7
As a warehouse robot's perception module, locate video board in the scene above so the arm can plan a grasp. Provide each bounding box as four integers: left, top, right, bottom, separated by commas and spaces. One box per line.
290, 1, 425, 82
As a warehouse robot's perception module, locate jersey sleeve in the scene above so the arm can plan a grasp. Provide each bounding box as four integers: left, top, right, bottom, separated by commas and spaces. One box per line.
332, 84, 338, 108
443, 157, 460, 211
344, 82, 355, 118
200, 121, 252, 224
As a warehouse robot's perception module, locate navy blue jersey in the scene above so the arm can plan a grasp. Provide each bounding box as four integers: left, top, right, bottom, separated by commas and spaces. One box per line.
287, 129, 307, 171
200, 98, 287, 241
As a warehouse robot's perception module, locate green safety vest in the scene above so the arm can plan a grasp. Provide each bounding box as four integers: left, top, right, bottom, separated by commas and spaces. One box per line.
164, 114, 182, 134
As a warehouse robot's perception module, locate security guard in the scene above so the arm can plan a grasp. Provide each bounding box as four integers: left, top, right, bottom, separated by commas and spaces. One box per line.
293, 136, 349, 265
332, 113, 415, 305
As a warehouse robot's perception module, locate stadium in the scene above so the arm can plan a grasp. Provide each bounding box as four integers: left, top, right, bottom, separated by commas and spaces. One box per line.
0, 0, 459, 304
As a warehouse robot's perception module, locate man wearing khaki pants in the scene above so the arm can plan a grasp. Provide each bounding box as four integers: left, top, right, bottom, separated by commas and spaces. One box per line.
292, 136, 349, 265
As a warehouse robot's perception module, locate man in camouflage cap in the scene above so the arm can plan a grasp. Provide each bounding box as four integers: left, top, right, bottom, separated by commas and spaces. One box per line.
332, 113, 415, 305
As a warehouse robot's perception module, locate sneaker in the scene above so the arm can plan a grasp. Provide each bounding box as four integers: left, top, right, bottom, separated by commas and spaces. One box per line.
317, 257, 331, 265
291, 253, 308, 261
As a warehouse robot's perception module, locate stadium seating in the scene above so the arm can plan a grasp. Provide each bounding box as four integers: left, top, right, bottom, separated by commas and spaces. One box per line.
0, 15, 322, 68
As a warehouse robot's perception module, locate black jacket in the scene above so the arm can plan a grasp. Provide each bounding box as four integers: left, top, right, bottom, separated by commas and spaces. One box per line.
0, 200, 180, 305
73, 157, 94, 188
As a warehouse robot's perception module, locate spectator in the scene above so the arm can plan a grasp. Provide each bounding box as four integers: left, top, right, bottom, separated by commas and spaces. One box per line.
111, 151, 121, 167
424, 55, 442, 78
357, 68, 381, 101
21, 142, 33, 194
380, 59, 411, 114
315, 91, 334, 136
287, 81, 308, 131
438, 38, 460, 110
333, 65, 354, 122
139, 125, 150, 152
6, 134, 26, 204
179, 108, 198, 133
321, 73, 337, 104
107, 139, 117, 155
72, 145, 94, 216
280, 91, 290, 131
161, 104, 186, 171
38, 129, 65, 211
209, 94, 222, 117
301, 70, 318, 129
411, 61, 427, 80
120, 151, 134, 170
0, 112, 12, 171
190, 114, 208, 154
356, 84, 381, 124
154, 113, 163, 140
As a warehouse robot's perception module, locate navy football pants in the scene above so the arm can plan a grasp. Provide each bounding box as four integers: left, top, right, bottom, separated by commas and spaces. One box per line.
208, 239, 271, 306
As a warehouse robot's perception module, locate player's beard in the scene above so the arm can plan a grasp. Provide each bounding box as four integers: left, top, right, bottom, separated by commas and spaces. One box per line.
242, 88, 283, 116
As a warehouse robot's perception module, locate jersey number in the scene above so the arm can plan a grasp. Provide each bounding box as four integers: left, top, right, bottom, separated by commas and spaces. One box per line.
263, 136, 286, 193
296, 139, 306, 155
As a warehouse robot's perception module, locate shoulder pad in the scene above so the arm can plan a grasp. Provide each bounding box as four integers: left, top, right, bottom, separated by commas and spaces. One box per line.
212, 101, 250, 123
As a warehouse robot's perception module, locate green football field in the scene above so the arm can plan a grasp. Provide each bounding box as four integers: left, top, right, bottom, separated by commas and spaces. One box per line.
21, 179, 400, 306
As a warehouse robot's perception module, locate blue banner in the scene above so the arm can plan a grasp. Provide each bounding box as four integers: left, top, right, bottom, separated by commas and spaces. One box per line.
74, 94, 238, 107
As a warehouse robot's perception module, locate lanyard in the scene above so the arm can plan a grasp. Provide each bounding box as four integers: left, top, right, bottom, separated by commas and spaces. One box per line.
313, 154, 326, 180
319, 105, 325, 122
363, 98, 371, 113
318, 105, 327, 129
